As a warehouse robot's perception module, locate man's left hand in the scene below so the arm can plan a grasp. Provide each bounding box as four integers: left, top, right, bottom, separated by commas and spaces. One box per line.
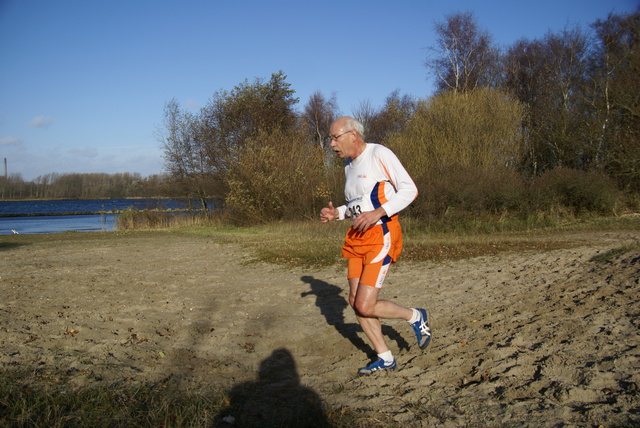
352, 207, 387, 232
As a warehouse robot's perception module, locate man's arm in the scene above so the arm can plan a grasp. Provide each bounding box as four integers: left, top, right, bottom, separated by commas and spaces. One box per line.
377, 147, 418, 217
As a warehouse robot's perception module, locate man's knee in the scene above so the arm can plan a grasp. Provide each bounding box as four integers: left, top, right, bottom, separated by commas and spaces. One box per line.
354, 299, 376, 318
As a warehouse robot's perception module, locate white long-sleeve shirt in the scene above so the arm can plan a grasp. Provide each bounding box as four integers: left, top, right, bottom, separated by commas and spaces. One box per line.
336, 143, 417, 223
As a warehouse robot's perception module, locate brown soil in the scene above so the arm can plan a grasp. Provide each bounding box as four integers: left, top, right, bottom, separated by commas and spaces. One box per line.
1, 230, 639, 426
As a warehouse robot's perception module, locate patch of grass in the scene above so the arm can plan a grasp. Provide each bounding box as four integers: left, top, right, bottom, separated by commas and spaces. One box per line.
402, 236, 577, 262
398, 214, 640, 262
232, 214, 640, 267
0, 370, 387, 428
590, 242, 640, 263
0, 374, 224, 427
242, 221, 350, 268
0, 241, 29, 251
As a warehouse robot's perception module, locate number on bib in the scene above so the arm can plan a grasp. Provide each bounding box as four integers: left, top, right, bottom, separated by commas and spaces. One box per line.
349, 205, 362, 218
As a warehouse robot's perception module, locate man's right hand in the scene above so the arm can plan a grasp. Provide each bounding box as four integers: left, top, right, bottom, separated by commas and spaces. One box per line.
320, 201, 338, 222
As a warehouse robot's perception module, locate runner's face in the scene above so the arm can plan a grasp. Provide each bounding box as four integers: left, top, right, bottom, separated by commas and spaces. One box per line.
329, 127, 355, 159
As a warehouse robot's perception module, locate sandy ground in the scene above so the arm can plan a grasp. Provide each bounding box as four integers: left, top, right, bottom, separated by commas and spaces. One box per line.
1, 230, 639, 427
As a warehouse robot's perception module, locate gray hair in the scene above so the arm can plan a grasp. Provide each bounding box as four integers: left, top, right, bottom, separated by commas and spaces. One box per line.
343, 117, 365, 139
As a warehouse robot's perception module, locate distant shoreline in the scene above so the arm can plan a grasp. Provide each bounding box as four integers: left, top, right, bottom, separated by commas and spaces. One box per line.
0, 208, 191, 218
0, 196, 174, 202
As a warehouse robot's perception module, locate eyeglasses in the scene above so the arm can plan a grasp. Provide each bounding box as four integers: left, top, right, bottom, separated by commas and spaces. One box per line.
326, 130, 352, 143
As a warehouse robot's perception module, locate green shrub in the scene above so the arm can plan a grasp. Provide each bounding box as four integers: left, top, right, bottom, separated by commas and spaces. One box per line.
529, 168, 621, 215
387, 89, 526, 179
408, 166, 527, 220
405, 165, 623, 228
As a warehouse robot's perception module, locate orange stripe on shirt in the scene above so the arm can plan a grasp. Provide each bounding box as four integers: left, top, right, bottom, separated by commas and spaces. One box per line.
379, 160, 395, 189
376, 182, 388, 205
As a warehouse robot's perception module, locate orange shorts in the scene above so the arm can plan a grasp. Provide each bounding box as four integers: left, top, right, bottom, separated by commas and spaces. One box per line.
341, 217, 403, 288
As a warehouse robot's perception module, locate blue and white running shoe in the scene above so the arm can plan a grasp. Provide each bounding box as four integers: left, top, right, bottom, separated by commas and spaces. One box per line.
411, 308, 431, 349
357, 358, 397, 376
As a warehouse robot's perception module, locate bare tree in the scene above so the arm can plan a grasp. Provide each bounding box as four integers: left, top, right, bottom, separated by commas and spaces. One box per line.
425, 11, 500, 93
352, 99, 378, 139
158, 98, 212, 211
367, 90, 417, 144
301, 91, 339, 149
503, 27, 591, 175
591, 9, 640, 189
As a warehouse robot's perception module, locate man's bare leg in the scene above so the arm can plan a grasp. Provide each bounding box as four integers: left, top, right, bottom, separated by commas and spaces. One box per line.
348, 278, 413, 354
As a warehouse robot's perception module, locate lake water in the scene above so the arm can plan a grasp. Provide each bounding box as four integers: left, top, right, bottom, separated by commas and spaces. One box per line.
1, 214, 118, 234
0, 199, 200, 235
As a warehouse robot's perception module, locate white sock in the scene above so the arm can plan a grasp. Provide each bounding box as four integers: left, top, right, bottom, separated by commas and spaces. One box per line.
378, 350, 394, 364
408, 308, 420, 324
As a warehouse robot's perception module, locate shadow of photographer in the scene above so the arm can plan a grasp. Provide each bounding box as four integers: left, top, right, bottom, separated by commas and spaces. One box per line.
300, 275, 409, 357
215, 348, 331, 427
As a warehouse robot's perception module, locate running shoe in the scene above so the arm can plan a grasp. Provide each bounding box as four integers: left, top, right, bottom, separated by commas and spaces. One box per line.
411, 308, 431, 349
357, 358, 397, 376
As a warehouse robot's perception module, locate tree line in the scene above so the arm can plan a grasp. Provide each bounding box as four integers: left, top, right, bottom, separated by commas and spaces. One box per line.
0, 172, 176, 200
159, 9, 638, 224
423, 10, 639, 189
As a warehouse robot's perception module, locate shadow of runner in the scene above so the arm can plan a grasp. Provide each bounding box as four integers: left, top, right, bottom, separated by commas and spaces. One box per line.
300, 275, 370, 354
215, 348, 331, 428
300, 276, 409, 356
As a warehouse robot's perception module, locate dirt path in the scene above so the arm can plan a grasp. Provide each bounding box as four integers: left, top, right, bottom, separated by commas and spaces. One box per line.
1, 230, 639, 426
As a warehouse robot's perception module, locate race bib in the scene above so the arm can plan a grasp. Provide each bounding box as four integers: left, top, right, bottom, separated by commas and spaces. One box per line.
346, 194, 375, 218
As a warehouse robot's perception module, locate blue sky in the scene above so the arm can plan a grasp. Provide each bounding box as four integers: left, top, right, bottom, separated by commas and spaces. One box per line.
1, 0, 637, 181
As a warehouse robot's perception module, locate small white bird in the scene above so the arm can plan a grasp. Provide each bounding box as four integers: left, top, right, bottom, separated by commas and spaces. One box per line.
11, 230, 19, 234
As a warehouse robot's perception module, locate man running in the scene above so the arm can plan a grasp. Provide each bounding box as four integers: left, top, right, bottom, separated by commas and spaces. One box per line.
320, 116, 431, 375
